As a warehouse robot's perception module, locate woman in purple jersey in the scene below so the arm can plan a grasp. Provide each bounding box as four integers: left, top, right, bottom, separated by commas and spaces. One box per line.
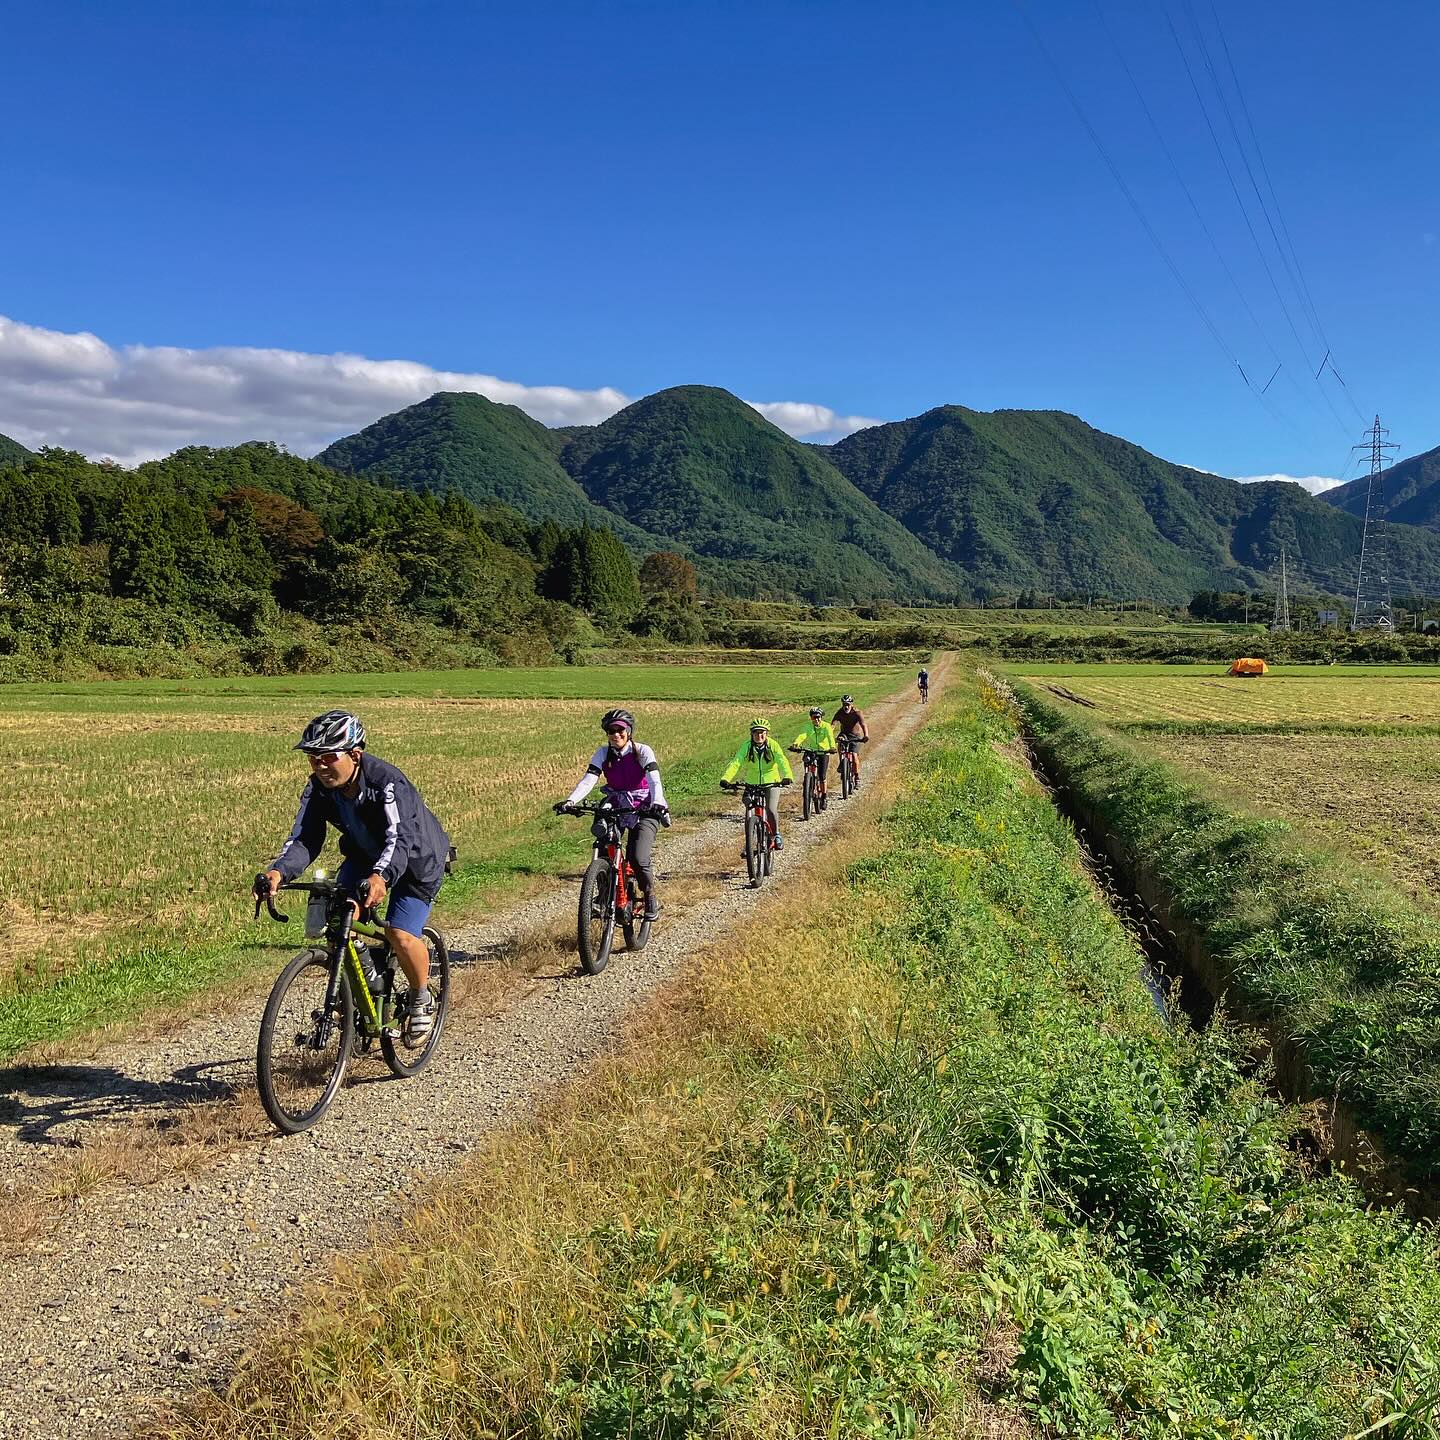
554, 708, 670, 920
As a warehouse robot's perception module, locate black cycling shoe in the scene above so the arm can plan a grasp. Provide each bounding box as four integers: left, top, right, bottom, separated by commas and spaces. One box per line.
643, 898, 662, 922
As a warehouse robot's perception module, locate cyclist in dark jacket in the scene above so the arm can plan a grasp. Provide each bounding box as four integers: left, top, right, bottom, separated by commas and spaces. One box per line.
260, 710, 451, 1044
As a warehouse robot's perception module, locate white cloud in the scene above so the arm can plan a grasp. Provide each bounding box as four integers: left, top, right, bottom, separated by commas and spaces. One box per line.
745, 400, 881, 443
0, 315, 880, 465
1234, 472, 1346, 495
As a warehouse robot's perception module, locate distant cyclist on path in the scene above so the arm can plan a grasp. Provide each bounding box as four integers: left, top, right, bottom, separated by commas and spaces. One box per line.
259, 710, 452, 1044
918, 667, 930, 703
832, 694, 870, 785
788, 705, 837, 801
555, 708, 669, 921
721, 717, 794, 849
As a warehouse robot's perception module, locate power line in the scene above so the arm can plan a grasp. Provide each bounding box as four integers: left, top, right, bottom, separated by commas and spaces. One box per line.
1091, 0, 1313, 441
1176, 0, 1363, 440
1012, 0, 1309, 440
1162, 3, 1355, 446
1202, 2, 1371, 429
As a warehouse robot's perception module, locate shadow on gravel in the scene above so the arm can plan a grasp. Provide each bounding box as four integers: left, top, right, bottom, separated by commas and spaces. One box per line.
0, 1056, 246, 1148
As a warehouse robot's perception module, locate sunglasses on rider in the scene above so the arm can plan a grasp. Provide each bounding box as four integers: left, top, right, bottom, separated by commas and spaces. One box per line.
306, 750, 346, 765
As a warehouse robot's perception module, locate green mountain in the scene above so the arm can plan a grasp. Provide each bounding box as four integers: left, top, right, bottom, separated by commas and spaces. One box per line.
556, 386, 961, 601
316, 392, 665, 552
1321, 444, 1440, 530
822, 405, 1440, 601
0, 432, 32, 469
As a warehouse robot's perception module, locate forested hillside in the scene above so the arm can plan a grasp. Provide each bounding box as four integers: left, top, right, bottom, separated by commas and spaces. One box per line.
0, 443, 645, 680
555, 387, 960, 601
316, 392, 668, 552
0, 432, 32, 468
1322, 442, 1440, 530
322, 386, 961, 602
823, 406, 1440, 601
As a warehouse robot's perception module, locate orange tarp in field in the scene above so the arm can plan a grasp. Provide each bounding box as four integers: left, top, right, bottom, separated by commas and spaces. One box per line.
1228, 657, 1268, 676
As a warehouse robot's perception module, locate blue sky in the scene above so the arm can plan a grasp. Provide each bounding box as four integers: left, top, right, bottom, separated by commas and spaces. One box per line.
2, 0, 1436, 481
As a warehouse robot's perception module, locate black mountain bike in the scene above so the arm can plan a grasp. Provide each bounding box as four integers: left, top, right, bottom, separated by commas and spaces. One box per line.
790, 747, 829, 820
252, 875, 451, 1134
722, 781, 778, 888
837, 735, 868, 799
559, 800, 666, 974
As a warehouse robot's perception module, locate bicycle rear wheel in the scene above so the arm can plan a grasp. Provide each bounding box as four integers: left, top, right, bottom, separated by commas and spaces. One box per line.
257, 948, 353, 1134
381, 926, 451, 1077
578, 857, 617, 974
744, 813, 764, 888
763, 829, 775, 877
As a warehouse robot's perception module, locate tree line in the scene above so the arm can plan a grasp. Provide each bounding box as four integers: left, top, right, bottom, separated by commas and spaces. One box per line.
0, 443, 701, 679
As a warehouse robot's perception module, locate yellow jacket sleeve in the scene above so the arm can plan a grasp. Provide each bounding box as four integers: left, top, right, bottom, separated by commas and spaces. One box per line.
721, 741, 748, 784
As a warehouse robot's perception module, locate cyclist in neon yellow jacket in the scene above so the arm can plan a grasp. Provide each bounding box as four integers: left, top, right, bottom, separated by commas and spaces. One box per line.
787, 706, 837, 801
720, 717, 794, 848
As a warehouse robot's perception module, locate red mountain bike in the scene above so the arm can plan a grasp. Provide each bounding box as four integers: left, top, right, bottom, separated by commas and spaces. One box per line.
837, 735, 868, 799
722, 781, 778, 888
789, 747, 829, 820
559, 799, 664, 974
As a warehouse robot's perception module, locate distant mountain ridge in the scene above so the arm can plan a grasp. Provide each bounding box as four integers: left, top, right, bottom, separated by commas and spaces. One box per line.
821, 405, 1440, 601
1321, 443, 1440, 530
24, 386, 1440, 604
322, 386, 960, 601
0, 432, 32, 468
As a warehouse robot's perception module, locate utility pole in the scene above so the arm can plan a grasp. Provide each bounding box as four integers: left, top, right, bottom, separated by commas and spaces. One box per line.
1270, 545, 1292, 632
1352, 415, 1399, 630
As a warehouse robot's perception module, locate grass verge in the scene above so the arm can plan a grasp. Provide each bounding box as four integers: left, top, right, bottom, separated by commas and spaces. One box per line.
151, 675, 1440, 1439
1016, 681, 1440, 1189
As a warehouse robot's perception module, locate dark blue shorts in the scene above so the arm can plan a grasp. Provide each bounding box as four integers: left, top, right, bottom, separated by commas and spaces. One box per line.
336, 860, 436, 938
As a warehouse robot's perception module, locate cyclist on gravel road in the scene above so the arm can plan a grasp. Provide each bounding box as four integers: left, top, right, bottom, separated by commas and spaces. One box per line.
554, 708, 670, 921
788, 705, 837, 798
258, 710, 452, 1044
918, 667, 930, 702
721, 717, 794, 849
832, 695, 870, 784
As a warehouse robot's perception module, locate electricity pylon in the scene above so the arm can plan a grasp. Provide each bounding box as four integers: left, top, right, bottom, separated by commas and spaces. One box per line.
1351, 416, 1398, 631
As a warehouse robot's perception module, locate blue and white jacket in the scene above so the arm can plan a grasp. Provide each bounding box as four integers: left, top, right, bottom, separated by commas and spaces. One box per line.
270, 753, 451, 898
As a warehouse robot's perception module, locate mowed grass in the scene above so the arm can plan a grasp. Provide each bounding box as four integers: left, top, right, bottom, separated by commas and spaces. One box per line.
0, 663, 903, 1058
1139, 733, 1440, 904
1017, 661, 1440, 904
1017, 664, 1440, 729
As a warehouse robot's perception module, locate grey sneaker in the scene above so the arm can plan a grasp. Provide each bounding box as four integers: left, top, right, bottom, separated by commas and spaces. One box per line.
405, 989, 436, 1049
643, 896, 662, 922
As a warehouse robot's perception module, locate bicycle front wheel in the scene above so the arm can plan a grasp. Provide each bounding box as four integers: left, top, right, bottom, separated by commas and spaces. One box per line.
802, 772, 814, 821
578, 857, 617, 974
381, 926, 451, 1078
257, 948, 354, 1135
840, 755, 852, 800
745, 813, 764, 888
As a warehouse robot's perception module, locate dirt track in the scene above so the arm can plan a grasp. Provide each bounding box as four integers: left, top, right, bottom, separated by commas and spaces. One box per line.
0, 672, 941, 1440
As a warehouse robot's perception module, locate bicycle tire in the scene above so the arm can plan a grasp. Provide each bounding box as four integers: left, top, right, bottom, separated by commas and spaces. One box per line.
840, 754, 852, 800
257, 948, 354, 1135
622, 915, 653, 952
744, 813, 764, 888
802, 772, 814, 821
381, 926, 451, 1078
763, 829, 775, 877
578, 856, 617, 974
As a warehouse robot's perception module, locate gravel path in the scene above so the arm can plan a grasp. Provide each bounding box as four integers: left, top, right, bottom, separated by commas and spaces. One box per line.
0, 676, 940, 1440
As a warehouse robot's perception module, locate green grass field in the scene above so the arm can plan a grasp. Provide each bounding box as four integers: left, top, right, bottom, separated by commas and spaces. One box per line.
0, 663, 904, 1058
